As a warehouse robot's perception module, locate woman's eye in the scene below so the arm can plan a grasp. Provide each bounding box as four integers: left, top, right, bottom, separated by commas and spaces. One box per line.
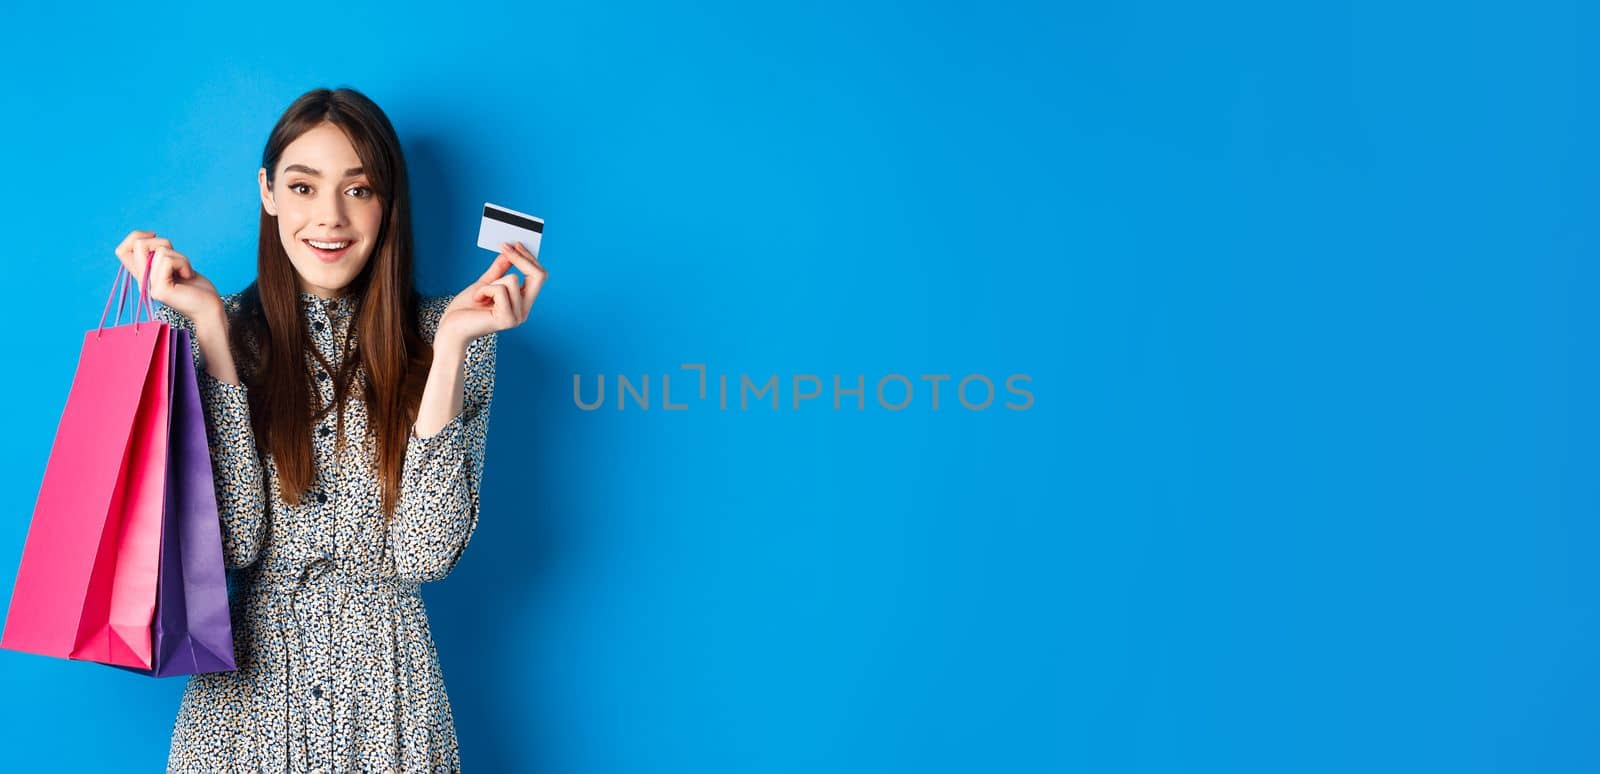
290, 183, 312, 195
347, 186, 372, 199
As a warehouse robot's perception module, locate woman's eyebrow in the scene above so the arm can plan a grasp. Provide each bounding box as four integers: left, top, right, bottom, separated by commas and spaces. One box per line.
282, 163, 365, 178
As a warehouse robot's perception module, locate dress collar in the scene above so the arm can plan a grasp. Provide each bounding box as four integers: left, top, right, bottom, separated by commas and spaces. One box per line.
297, 290, 358, 318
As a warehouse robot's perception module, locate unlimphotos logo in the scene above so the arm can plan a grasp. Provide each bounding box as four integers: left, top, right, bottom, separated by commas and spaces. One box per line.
574, 364, 1034, 411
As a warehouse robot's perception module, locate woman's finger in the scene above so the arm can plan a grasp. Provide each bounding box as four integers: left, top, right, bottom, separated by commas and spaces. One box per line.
480, 282, 516, 329
491, 275, 523, 321
156, 247, 190, 278
473, 278, 505, 302
117, 230, 156, 257
472, 281, 502, 308
133, 238, 173, 281
504, 242, 545, 282
475, 249, 513, 285
511, 241, 545, 273
135, 237, 172, 259
151, 247, 181, 292
166, 251, 194, 279
493, 283, 518, 328
507, 243, 547, 307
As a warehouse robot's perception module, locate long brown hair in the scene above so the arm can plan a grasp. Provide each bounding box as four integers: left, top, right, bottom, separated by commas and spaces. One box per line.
232, 87, 432, 522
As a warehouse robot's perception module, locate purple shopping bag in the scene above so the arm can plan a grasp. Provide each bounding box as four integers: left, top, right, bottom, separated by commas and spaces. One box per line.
146, 325, 237, 676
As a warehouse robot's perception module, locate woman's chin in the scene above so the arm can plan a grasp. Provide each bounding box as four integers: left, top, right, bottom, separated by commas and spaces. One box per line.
291, 255, 369, 293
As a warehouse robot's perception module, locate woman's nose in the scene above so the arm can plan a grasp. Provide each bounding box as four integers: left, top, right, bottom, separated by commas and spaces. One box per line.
316, 194, 347, 226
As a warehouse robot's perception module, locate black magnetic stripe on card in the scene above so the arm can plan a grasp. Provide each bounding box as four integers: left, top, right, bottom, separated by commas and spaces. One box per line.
484, 205, 544, 233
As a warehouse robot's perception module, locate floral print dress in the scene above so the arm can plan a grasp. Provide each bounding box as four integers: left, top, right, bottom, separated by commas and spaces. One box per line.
154, 289, 495, 773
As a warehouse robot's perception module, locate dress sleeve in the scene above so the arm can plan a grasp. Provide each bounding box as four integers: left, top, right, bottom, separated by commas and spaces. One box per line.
154, 299, 269, 569
386, 328, 496, 583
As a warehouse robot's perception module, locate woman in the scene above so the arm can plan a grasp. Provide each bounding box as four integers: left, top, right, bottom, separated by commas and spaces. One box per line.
113, 86, 546, 772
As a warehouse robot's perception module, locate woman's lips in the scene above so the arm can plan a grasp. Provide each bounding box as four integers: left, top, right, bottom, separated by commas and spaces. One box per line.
304, 239, 353, 263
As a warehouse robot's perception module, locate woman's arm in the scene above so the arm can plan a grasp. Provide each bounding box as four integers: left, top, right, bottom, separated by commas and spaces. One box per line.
413, 336, 467, 438
190, 302, 241, 386
387, 242, 540, 582
387, 324, 496, 583
155, 297, 269, 569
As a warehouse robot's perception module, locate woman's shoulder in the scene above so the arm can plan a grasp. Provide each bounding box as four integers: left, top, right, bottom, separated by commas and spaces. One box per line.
415, 291, 496, 352
414, 292, 454, 340
219, 290, 249, 319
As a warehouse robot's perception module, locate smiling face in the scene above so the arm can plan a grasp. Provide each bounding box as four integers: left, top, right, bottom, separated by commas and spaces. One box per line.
258, 122, 384, 298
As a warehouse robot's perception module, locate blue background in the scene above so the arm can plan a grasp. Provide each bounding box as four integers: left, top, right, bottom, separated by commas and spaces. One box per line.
0, 0, 1593, 771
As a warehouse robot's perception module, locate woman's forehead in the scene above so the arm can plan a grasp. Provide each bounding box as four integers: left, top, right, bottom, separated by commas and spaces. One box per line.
279, 124, 364, 176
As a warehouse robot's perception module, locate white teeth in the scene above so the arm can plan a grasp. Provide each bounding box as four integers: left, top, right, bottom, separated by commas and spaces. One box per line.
307, 239, 350, 250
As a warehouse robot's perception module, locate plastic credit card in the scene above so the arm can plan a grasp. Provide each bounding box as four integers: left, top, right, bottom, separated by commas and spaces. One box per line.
477, 202, 544, 257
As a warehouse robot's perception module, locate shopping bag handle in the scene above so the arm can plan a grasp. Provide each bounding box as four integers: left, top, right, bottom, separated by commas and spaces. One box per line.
109, 250, 157, 329
97, 250, 158, 338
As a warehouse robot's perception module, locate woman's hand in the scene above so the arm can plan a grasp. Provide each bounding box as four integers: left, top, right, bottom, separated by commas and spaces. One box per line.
437, 241, 548, 352
113, 230, 223, 322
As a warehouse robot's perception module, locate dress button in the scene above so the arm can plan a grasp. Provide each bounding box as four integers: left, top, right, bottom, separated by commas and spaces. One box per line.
316, 492, 328, 504
314, 321, 326, 332
318, 426, 331, 437
311, 685, 323, 699
317, 370, 329, 381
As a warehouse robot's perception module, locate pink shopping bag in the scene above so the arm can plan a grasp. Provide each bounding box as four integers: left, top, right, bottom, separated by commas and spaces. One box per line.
1, 261, 172, 669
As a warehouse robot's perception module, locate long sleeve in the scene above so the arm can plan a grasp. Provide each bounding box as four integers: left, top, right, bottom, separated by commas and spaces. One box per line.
154, 297, 269, 569
386, 328, 496, 583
